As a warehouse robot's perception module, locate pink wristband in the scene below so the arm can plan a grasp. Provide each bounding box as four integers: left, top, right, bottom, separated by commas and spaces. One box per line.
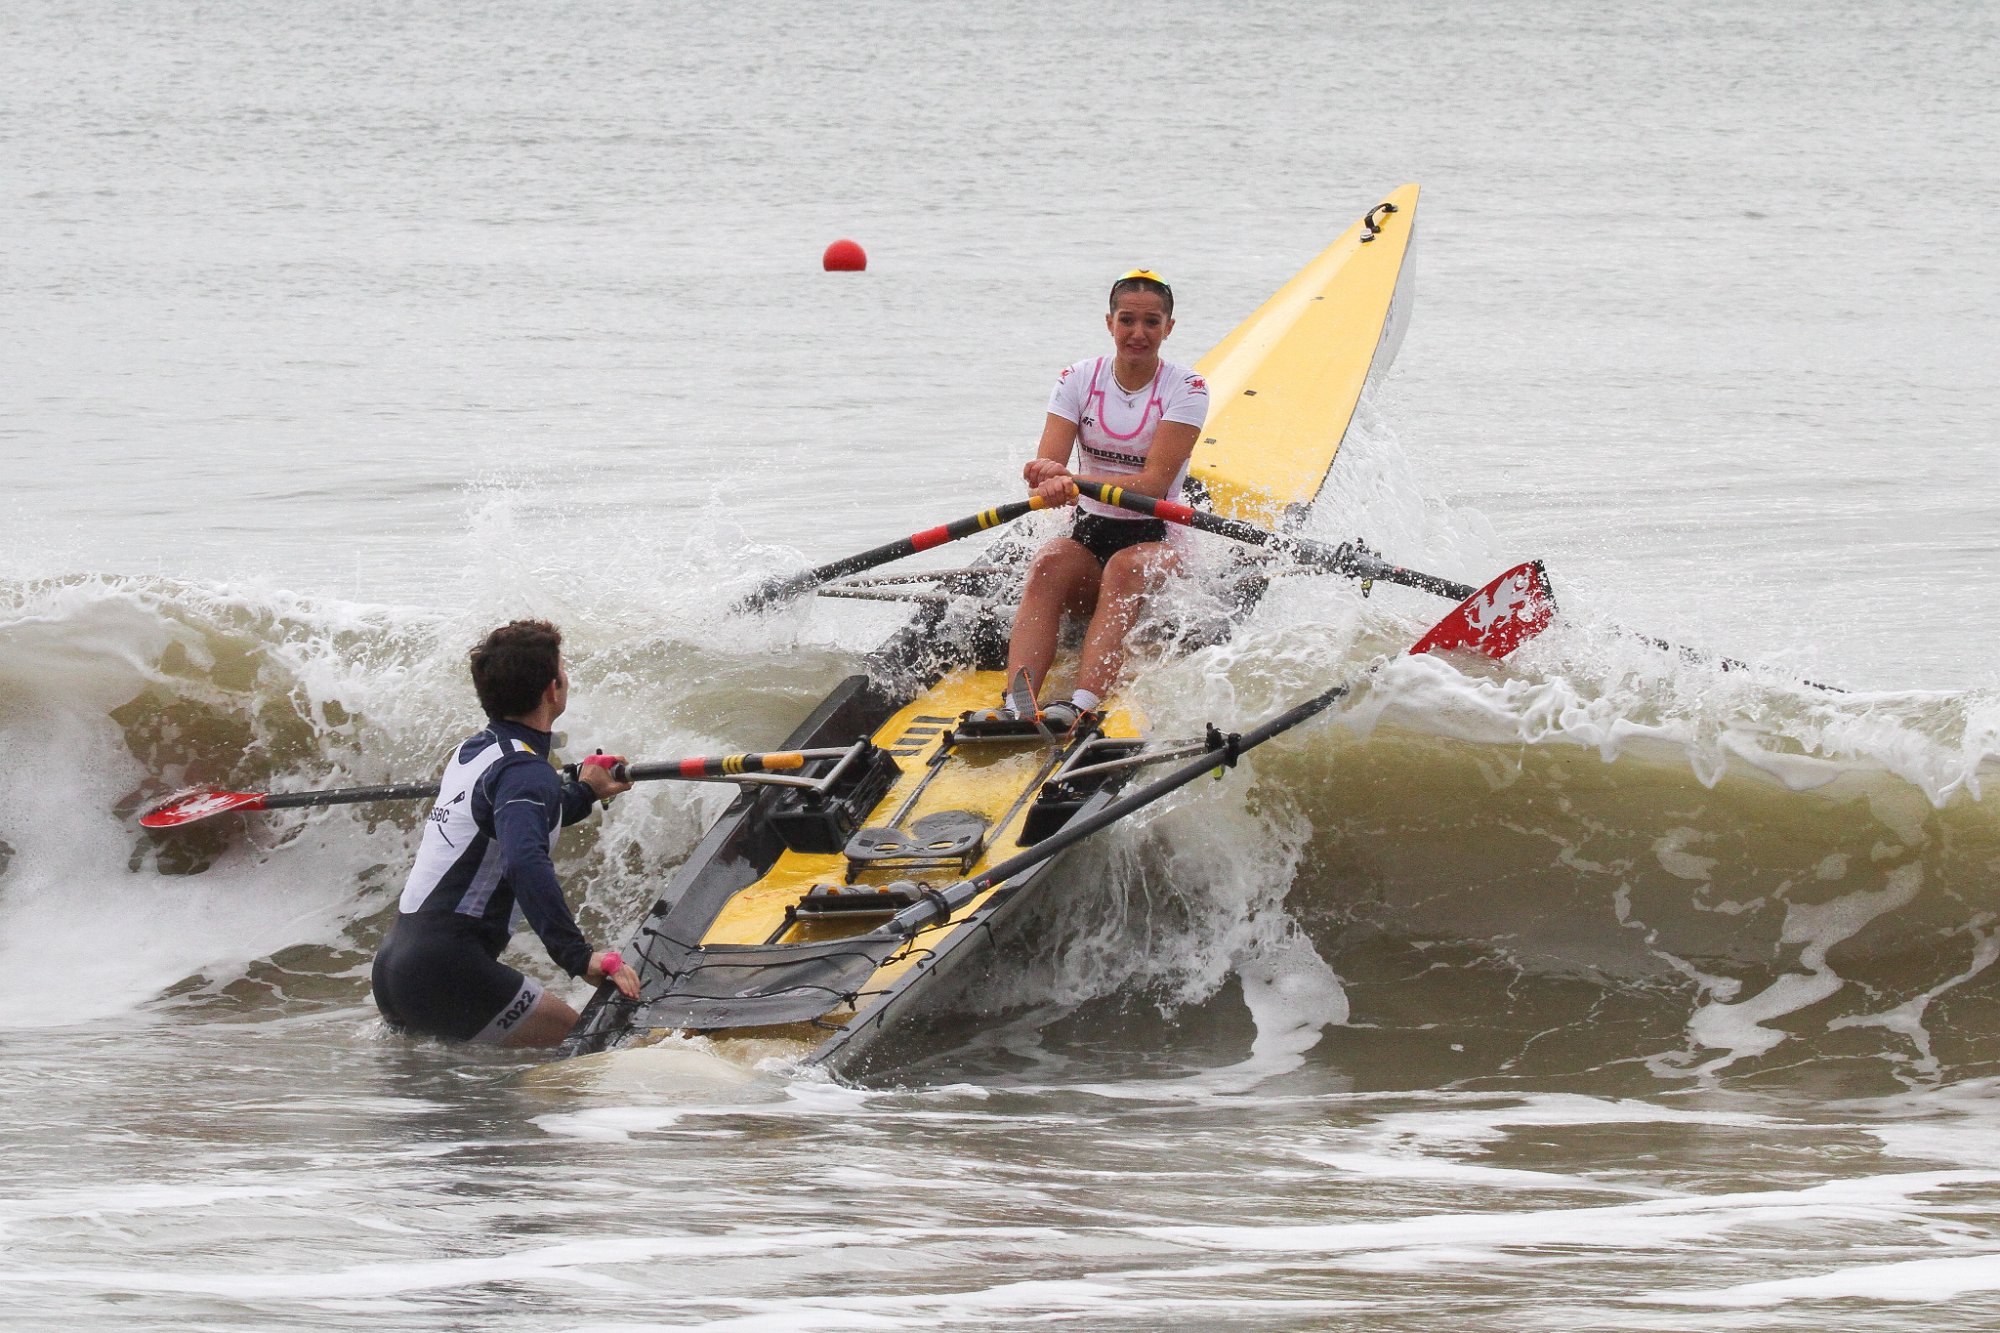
599, 950, 623, 976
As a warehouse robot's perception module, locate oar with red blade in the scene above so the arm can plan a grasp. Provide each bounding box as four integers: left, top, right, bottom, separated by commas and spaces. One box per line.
139, 747, 857, 829
140, 781, 440, 828
1077, 479, 1558, 654
1074, 481, 1481, 601
1076, 480, 1835, 687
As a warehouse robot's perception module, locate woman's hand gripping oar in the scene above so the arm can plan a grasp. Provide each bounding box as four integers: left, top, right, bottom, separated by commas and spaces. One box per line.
733, 494, 1053, 613
138, 747, 856, 829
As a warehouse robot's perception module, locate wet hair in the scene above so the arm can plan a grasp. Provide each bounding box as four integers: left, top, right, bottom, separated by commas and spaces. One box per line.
1109, 273, 1174, 318
469, 619, 563, 719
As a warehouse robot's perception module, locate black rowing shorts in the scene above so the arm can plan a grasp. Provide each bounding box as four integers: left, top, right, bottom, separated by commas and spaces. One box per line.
372, 912, 545, 1044
1070, 513, 1169, 565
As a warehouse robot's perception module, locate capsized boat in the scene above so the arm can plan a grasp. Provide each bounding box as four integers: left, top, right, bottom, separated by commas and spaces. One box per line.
563, 186, 1424, 1076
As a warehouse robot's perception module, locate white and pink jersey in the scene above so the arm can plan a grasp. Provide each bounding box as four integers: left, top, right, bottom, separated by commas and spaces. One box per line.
1047, 357, 1209, 519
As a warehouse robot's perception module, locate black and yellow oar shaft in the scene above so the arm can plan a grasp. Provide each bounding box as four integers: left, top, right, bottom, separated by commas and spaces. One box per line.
614, 745, 863, 784
621, 751, 808, 782
736, 495, 1049, 612
920, 500, 1048, 545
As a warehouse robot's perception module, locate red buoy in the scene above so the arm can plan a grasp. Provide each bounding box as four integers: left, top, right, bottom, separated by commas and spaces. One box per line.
822, 239, 867, 272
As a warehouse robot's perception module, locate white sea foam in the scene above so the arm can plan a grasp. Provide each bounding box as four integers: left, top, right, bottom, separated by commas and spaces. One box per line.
0, 573, 749, 1026
0, 1227, 1066, 1300
0, 1183, 324, 1241
1144, 1169, 2000, 1262
1643, 1251, 2000, 1308
1660, 862, 1928, 1076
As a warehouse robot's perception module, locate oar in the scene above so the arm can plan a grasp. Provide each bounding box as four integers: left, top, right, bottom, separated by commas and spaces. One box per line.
734, 495, 1052, 613
1072, 481, 1478, 600
138, 747, 857, 829
140, 781, 440, 828
1077, 481, 1839, 689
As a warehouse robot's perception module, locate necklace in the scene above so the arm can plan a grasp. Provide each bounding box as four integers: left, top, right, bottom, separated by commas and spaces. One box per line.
1112, 364, 1155, 396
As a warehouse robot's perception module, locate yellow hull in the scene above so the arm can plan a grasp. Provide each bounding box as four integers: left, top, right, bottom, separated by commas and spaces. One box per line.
697, 672, 1143, 982
1191, 183, 1418, 524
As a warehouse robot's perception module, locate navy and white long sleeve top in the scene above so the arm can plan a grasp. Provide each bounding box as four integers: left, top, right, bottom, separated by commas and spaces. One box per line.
397, 718, 601, 977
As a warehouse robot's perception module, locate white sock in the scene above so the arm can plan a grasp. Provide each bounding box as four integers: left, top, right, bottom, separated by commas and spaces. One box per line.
1069, 688, 1102, 714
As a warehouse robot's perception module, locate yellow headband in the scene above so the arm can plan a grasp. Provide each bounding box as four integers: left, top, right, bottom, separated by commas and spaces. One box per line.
1115, 268, 1169, 286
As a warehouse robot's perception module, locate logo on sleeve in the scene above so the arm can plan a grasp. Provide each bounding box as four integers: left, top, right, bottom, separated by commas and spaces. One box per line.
1059, 365, 1075, 382
1185, 375, 1207, 394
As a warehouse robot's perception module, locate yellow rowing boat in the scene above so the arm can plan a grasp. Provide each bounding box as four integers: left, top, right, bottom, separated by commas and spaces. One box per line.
565, 187, 1420, 1076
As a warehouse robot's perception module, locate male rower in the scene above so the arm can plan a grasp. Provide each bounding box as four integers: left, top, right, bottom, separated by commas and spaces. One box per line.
371, 619, 641, 1046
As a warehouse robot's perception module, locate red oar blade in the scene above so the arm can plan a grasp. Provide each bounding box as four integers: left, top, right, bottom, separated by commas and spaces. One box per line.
139, 788, 270, 829
1410, 561, 1557, 660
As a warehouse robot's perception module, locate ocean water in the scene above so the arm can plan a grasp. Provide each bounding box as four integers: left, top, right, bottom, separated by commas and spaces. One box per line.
4, 0, 1999, 1327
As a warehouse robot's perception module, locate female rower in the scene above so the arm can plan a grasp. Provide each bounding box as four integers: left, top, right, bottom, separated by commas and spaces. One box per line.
978, 269, 1210, 731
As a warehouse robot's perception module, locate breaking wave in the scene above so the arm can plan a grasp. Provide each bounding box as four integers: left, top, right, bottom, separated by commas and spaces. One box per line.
3, 431, 1996, 1093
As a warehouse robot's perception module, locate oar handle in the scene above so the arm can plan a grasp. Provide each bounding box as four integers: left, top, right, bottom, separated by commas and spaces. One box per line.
1076, 481, 1477, 601
736, 495, 1048, 612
